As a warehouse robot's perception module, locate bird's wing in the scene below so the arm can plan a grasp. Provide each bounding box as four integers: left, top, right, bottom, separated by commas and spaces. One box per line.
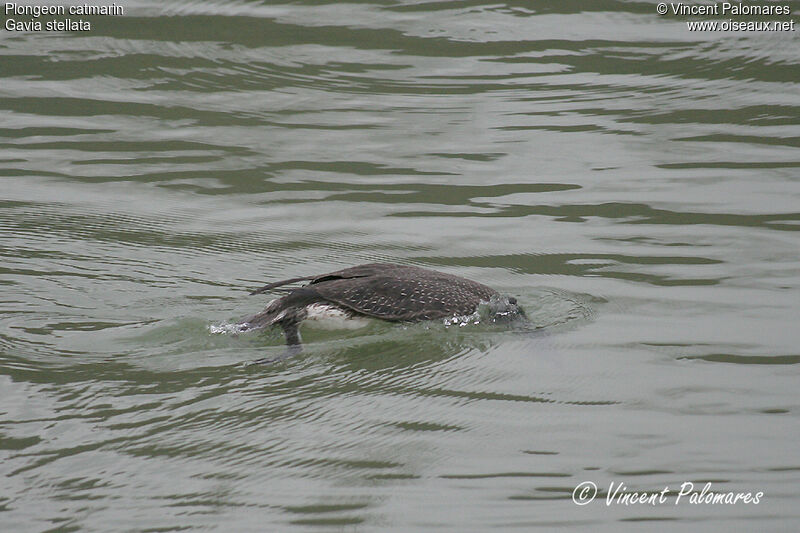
250, 263, 407, 295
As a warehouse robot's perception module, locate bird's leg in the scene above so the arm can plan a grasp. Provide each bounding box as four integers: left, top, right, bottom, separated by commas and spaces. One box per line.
280, 320, 302, 346
245, 321, 303, 366
246, 343, 303, 366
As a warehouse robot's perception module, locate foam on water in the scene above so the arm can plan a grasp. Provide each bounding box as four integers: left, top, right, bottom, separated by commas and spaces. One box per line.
442, 311, 481, 327
208, 322, 251, 335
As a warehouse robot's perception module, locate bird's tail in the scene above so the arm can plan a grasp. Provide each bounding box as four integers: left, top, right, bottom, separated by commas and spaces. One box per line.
242, 298, 285, 329
243, 289, 320, 346
242, 302, 303, 347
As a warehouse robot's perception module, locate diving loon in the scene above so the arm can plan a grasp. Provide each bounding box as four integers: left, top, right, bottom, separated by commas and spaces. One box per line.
243, 263, 524, 347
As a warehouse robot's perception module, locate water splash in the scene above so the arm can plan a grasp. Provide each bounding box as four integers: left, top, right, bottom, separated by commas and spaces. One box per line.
442, 311, 481, 328
442, 295, 526, 328
208, 322, 251, 335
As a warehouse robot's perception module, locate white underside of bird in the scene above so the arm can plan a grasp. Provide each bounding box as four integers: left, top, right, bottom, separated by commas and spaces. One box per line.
301, 302, 372, 330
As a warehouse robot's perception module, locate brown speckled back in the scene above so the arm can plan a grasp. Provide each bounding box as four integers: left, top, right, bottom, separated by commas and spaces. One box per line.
309, 264, 498, 321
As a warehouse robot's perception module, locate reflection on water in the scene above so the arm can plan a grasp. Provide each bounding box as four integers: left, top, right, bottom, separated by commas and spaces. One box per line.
1, 0, 799, 530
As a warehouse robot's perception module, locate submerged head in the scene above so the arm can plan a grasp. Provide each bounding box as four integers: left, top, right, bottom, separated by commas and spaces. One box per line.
484, 294, 527, 323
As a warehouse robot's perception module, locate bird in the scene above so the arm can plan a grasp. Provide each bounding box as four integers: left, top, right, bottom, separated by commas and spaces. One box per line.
241, 263, 524, 354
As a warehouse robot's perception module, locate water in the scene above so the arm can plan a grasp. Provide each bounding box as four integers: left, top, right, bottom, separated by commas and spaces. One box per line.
1, 1, 799, 530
